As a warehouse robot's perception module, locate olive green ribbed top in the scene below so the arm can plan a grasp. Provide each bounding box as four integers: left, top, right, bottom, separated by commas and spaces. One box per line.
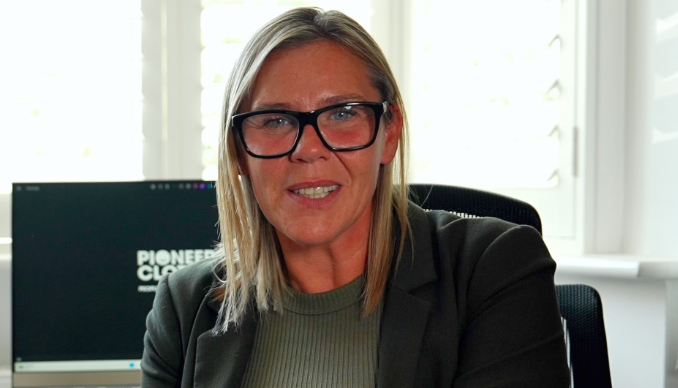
241, 275, 382, 388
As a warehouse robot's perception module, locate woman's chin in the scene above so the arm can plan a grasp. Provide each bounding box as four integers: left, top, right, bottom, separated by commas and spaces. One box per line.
277, 227, 340, 249
271, 200, 373, 253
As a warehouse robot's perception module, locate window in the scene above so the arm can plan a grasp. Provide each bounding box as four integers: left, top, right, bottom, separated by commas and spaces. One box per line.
0, 0, 142, 240
409, 0, 562, 189
403, 0, 579, 249
1, 0, 586, 253
0, 0, 143, 190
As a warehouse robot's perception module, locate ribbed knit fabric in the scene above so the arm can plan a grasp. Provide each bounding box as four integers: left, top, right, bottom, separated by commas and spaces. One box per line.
241, 275, 382, 388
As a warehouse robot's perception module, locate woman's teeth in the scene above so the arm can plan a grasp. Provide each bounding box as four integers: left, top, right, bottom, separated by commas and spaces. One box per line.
293, 185, 339, 199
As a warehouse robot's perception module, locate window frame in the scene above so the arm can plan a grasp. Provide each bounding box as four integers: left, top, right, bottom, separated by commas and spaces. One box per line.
497, 0, 597, 254
141, 0, 203, 181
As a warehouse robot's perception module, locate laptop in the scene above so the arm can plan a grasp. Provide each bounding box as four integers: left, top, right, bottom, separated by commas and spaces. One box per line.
11, 181, 219, 387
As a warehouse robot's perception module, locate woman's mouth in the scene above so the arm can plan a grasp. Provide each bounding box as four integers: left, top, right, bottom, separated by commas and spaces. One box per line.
292, 185, 339, 199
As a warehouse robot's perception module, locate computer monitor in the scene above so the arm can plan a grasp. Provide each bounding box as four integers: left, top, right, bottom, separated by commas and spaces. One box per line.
12, 181, 219, 387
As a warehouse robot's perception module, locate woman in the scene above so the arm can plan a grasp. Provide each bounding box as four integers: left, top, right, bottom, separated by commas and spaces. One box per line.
141, 8, 570, 387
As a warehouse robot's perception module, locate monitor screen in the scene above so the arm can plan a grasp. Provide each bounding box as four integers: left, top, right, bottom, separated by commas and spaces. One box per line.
12, 181, 219, 386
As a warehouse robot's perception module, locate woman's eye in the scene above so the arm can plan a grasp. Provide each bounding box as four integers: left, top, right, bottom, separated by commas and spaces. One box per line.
331, 108, 356, 120
263, 117, 292, 127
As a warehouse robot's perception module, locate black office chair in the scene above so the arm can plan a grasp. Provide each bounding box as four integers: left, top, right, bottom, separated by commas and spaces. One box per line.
409, 183, 613, 388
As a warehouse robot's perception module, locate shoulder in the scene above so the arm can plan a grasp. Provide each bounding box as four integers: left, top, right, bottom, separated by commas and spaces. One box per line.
406, 203, 555, 295
422, 208, 547, 259
417, 206, 556, 306
402, 202, 555, 286
154, 258, 221, 325
424, 207, 520, 238
142, 258, 221, 384
403, 204, 568, 385
408, 202, 547, 260
164, 257, 219, 293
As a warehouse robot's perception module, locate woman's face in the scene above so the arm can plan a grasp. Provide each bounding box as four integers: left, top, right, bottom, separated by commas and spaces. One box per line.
240, 40, 401, 251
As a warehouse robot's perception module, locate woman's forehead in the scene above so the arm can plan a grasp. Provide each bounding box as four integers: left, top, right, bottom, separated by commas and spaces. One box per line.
245, 40, 378, 112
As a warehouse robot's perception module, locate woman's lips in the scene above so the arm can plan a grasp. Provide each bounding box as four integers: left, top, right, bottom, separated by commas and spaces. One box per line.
287, 181, 341, 200
292, 185, 339, 199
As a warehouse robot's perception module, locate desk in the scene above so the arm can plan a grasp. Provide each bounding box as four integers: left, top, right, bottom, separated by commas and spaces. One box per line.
0, 367, 10, 388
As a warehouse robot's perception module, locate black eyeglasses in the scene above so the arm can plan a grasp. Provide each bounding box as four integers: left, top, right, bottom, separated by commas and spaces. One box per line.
232, 101, 388, 158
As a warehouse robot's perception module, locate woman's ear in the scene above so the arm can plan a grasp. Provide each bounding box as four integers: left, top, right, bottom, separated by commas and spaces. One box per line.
236, 149, 249, 176
380, 103, 403, 165
232, 135, 249, 176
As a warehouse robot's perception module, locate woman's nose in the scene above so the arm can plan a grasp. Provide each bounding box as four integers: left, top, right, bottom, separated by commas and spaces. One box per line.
290, 124, 330, 162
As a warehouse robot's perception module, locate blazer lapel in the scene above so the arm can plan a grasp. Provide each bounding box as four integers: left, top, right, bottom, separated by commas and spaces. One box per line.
377, 204, 437, 388
193, 300, 258, 388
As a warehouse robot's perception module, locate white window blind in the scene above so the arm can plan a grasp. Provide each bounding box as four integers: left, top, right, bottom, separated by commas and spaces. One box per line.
406, 0, 577, 241
408, 0, 563, 188
0, 0, 143, 194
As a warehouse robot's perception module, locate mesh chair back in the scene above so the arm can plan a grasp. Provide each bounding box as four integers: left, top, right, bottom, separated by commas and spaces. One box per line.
556, 285, 612, 388
408, 183, 612, 388
409, 184, 543, 233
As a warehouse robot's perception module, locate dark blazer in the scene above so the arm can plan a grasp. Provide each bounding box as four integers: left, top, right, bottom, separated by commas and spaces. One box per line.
141, 203, 570, 387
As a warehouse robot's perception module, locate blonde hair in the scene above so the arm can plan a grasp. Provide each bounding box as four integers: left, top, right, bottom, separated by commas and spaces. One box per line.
212, 7, 410, 332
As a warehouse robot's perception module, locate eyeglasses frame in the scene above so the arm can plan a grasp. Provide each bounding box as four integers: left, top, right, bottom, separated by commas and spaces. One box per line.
231, 101, 389, 159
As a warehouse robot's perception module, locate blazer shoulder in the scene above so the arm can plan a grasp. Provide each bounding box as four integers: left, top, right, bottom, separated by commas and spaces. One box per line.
142, 259, 221, 385
405, 202, 544, 271
422, 209, 550, 276
163, 258, 220, 313
424, 208, 533, 243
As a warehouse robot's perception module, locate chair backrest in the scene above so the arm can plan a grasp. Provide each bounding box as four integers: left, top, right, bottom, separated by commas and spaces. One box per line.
408, 184, 543, 233
408, 183, 612, 388
556, 285, 613, 388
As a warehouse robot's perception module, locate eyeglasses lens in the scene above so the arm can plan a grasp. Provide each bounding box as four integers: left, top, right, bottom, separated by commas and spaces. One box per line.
241, 104, 377, 156
241, 114, 299, 156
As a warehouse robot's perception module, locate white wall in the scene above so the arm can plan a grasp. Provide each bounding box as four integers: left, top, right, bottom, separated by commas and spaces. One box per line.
593, 0, 627, 253
622, 0, 678, 256
562, 1, 678, 386
591, 0, 678, 255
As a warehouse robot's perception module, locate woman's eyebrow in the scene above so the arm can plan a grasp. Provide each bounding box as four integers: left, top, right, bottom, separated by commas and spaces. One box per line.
251, 94, 368, 112
250, 102, 290, 111
321, 94, 366, 106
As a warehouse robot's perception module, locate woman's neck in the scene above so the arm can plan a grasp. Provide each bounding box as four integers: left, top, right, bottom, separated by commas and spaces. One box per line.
277, 208, 371, 294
